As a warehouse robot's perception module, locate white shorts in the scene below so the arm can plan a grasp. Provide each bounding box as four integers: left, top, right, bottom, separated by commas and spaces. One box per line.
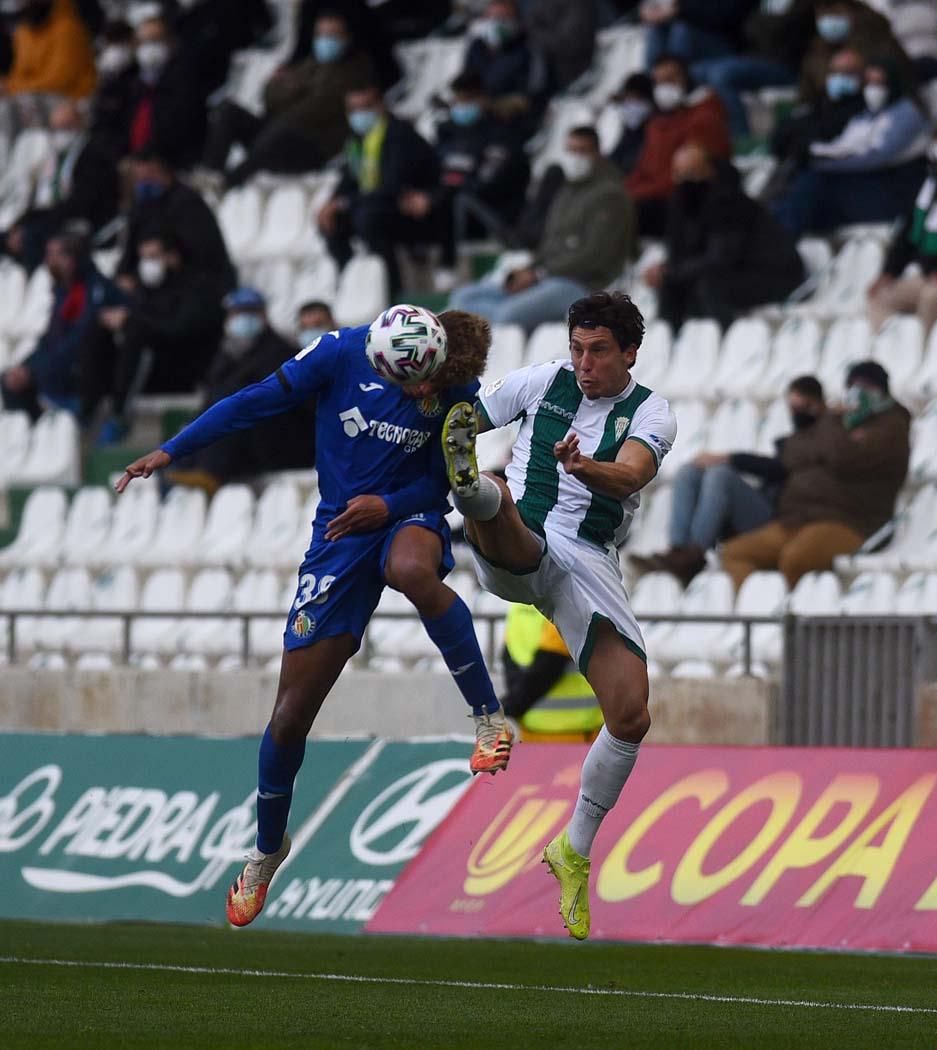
471, 528, 646, 674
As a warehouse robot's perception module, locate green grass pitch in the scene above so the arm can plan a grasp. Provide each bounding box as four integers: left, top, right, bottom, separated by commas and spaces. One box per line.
3, 920, 936, 1049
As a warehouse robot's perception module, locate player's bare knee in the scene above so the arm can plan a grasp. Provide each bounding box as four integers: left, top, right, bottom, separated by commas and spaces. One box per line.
606, 702, 651, 743
269, 695, 313, 745
385, 554, 437, 605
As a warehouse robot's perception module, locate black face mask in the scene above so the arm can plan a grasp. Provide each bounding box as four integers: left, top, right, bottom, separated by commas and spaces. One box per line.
791, 411, 819, 430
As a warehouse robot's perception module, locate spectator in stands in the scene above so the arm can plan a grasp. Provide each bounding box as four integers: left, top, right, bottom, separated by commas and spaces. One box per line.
462, 0, 549, 138
721, 361, 910, 590
317, 84, 438, 297
763, 46, 869, 201
6, 0, 96, 99
883, 0, 937, 83
125, 11, 206, 167
772, 58, 930, 238
296, 299, 336, 348
89, 19, 138, 153
202, 10, 374, 187
626, 53, 731, 237
401, 71, 530, 286
801, 0, 917, 104
0, 228, 122, 420
644, 143, 804, 330
117, 149, 236, 294
608, 72, 656, 176
867, 132, 937, 334
691, 0, 812, 140
288, 0, 401, 90
79, 229, 226, 443
630, 376, 827, 585
524, 0, 597, 92
3, 99, 119, 272
166, 287, 318, 494
449, 126, 633, 331
641, 0, 759, 71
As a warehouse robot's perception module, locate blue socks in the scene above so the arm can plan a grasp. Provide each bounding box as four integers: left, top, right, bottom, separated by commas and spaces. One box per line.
256, 723, 306, 854
422, 596, 501, 717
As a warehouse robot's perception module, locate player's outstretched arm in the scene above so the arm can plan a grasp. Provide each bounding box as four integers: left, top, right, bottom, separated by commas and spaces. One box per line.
115, 448, 171, 493
554, 434, 658, 500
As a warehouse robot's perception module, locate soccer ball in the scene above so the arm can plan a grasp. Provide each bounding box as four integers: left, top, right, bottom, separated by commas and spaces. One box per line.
365, 304, 448, 385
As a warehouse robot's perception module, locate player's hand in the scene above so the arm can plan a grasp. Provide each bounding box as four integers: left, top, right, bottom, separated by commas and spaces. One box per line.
554, 431, 582, 474
326, 495, 390, 540
115, 449, 171, 493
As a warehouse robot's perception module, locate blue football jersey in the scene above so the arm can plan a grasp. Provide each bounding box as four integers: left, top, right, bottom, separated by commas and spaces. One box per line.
162, 325, 479, 539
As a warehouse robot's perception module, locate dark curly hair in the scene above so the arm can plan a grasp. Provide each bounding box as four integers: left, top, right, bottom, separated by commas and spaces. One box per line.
435, 309, 492, 386
567, 291, 645, 352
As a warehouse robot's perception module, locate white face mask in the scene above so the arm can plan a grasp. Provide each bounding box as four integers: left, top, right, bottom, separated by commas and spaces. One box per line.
98, 44, 133, 77
50, 128, 78, 152
136, 40, 169, 80
863, 84, 888, 113
560, 151, 594, 182
138, 256, 166, 287
653, 82, 685, 111
620, 99, 652, 130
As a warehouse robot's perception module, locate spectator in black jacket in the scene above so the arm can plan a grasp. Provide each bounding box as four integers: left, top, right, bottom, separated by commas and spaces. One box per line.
868, 133, 937, 334
117, 149, 236, 294
124, 12, 206, 166
608, 72, 656, 176
4, 99, 120, 272
629, 375, 827, 585
644, 143, 805, 330
524, 0, 597, 92
166, 287, 320, 493
642, 0, 760, 70
80, 229, 226, 443
89, 19, 137, 152
398, 71, 530, 281
317, 84, 439, 296
1, 229, 124, 420
463, 0, 549, 139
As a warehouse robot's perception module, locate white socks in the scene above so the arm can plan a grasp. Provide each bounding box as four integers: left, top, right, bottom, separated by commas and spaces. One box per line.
567, 726, 640, 857
453, 474, 503, 521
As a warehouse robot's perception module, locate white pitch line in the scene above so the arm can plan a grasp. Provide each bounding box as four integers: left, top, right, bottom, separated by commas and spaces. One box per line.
1, 956, 935, 1016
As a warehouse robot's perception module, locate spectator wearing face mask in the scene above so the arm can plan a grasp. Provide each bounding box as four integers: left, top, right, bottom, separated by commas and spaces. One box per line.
630, 375, 827, 586
79, 229, 226, 443
772, 59, 930, 238
295, 299, 336, 349
801, 0, 917, 105
6, 0, 96, 99
0, 228, 123, 420
202, 10, 375, 188
608, 72, 656, 177
449, 126, 633, 332
462, 0, 549, 139
397, 71, 530, 286
116, 148, 236, 295
317, 83, 438, 297
721, 361, 910, 590
165, 287, 319, 494
867, 133, 937, 334
125, 13, 206, 167
640, 0, 759, 71
3, 99, 119, 272
89, 19, 138, 152
644, 143, 804, 330
626, 53, 731, 237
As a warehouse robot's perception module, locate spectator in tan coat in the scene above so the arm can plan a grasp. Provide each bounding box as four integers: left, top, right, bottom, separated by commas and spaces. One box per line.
721, 361, 910, 590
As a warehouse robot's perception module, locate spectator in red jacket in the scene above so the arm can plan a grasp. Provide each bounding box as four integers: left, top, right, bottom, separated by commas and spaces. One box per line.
626, 53, 731, 236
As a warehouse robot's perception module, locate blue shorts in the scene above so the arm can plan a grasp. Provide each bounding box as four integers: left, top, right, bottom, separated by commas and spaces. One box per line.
283, 511, 454, 651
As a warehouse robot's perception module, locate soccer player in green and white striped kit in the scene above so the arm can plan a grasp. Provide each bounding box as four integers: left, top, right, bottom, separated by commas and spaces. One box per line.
441, 291, 677, 940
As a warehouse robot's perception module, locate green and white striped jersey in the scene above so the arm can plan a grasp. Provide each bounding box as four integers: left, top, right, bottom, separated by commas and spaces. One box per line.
478, 360, 677, 550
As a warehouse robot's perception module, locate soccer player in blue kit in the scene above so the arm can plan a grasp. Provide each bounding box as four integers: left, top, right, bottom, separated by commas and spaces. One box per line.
116, 307, 513, 927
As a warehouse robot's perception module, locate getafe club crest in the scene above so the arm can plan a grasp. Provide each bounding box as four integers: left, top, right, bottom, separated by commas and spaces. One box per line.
615, 416, 630, 441
417, 395, 443, 418
292, 610, 316, 639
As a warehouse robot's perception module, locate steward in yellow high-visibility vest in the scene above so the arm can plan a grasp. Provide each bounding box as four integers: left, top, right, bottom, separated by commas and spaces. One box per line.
502, 603, 604, 743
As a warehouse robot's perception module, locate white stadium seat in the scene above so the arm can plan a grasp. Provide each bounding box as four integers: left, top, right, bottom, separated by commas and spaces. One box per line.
194, 484, 255, 567
15, 411, 80, 486
0, 411, 31, 484
87, 479, 160, 568
137, 488, 207, 568
657, 399, 707, 480
246, 481, 302, 569
630, 570, 682, 661
13, 265, 53, 339
840, 571, 897, 615
909, 402, 937, 486
720, 571, 788, 667
873, 315, 923, 407
62, 487, 112, 567
895, 572, 937, 615
218, 185, 262, 261
180, 569, 235, 655
26, 567, 92, 653
625, 483, 671, 558
131, 568, 187, 655
483, 324, 525, 385
754, 399, 792, 455
844, 485, 936, 572
656, 571, 735, 665
756, 316, 821, 399
706, 399, 759, 455
711, 319, 771, 399
670, 659, 716, 678
0, 486, 67, 568
656, 319, 720, 400
915, 324, 937, 407
526, 322, 567, 366
334, 255, 389, 327
817, 317, 871, 399
252, 183, 309, 259
73, 566, 140, 655
0, 261, 26, 337
789, 571, 842, 615
631, 320, 671, 391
